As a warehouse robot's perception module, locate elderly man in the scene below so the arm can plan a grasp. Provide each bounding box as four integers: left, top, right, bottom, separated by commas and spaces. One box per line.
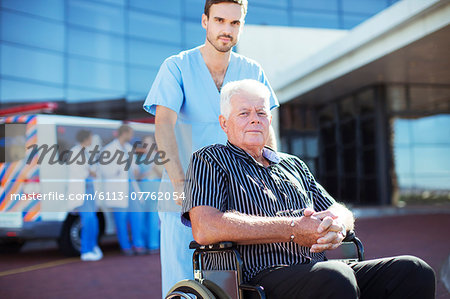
182, 79, 435, 298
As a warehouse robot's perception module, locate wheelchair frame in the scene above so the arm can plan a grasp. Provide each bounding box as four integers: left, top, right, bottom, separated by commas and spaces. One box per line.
166, 231, 364, 299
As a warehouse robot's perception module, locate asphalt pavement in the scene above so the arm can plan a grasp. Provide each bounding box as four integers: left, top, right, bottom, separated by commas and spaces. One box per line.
0, 212, 449, 299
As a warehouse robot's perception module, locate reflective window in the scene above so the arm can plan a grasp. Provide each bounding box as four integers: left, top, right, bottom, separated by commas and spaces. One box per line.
291, 136, 318, 175
68, 0, 124, 34
292, 0, 338, 12
251, 0, 288, 8
128, 67, 158, 94
184, 0, 204, 21
128, 10, 181, 44
280, 136, 289, 152
393, 115, 450, 196
128, 40, 181, 68
1, 0, 64, 21
66, 88, 123, 103
129, 0, 182, 17
292, 11, 339, 28
0, 79, 64, 102
68, 28, 125, 62
342, 14, 368, 29
95, 0, 125, 6
393, 118, 411, 146
414, 147, 450, 175
184, 21, 205, 49
393, 147, 412, 175
1, 45, 64, 85
357, 88, 375, 115
411, 115, 450, 144
68, 58, 125, 92
127, 93, 147, 102
0, 0, 399, 106
1, 11, 65, 51
246, 6, 289, 26
387, 85, 407, 112
342, 0, 387, 14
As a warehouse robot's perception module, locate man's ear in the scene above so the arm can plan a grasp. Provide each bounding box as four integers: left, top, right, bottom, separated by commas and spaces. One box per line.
268, 114, 272, 126
219, 115, 228, 133
201, 14, 208, 29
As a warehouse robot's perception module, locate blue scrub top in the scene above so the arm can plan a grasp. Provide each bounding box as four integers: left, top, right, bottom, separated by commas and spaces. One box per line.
143, 46, 279, 156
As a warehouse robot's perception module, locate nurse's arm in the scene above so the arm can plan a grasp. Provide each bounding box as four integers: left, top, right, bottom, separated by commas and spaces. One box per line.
154, 105, 185, 205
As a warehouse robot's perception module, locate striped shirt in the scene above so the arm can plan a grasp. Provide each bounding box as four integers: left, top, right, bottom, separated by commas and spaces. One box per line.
182, 141, 335, 282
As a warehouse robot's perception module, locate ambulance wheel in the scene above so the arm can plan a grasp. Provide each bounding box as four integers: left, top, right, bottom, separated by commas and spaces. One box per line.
58, 212, 105, 256
0, 238, 25, 254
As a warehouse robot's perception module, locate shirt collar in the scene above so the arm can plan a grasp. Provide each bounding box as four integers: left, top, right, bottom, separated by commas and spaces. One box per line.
226, 141, 281, 166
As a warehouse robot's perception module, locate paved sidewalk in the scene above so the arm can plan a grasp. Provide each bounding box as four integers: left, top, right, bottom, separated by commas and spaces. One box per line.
353, 213, 450, 298
0, 213, 449, 298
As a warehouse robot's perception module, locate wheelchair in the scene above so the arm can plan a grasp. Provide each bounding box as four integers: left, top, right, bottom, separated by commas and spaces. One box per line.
165, 231, 364, 299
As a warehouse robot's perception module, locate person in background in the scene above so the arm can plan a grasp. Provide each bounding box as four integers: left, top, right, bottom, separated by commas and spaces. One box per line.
102, 125, 145, 255
68, 129, 102, 261
134, 135, 163, 253
128, 151, 147, 256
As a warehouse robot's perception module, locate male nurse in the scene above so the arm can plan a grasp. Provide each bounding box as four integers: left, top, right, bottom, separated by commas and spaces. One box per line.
143, 1, 279, 296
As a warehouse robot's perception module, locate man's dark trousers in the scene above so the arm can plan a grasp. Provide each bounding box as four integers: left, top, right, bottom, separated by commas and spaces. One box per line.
249, 255, 436, 298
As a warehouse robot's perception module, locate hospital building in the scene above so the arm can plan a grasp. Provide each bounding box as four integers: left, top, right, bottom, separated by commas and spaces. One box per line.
1, 0, 449, 207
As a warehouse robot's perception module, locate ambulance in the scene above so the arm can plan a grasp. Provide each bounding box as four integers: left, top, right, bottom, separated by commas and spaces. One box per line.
0, 103, 156, 255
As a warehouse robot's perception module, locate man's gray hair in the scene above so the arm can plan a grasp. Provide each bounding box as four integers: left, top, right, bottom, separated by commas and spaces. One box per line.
220, 79, 271, 119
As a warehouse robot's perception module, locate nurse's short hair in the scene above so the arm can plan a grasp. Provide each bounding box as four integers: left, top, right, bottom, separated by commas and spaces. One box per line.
220, 79, 271, 119
204, 0, 248, 18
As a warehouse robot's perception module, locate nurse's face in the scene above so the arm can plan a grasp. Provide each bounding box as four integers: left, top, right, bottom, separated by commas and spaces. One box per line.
202, 3, 244, 53
123, 129, 134, 143
83, 135, 93, 148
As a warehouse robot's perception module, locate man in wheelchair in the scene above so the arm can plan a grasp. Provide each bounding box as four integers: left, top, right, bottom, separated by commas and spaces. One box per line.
180, 79, 436, 298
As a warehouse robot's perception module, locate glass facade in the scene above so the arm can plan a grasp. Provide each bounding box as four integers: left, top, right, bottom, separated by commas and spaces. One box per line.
281, 84, 450, 206
280, 87, 385, 206
0, 0, 399, 105
388, 85, 450, 205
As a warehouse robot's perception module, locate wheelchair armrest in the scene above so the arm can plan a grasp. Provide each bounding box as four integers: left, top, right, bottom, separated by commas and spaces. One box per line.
239, 284, 266, 299
342, 230, 356, 243
342, 230, 365, 261
189, 240, 237, 251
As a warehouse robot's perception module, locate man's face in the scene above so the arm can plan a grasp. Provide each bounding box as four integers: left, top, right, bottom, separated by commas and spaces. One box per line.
202, 3, 245, 53
124, 129, 134, 143
219, 92, 271, 149
85, 135, 93, 147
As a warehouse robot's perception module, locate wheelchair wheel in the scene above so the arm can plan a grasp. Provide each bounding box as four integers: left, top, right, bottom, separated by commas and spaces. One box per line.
166, 280, 216, 299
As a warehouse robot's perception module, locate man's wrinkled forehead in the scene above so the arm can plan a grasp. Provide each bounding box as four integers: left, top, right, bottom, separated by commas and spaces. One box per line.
230, 92, 270, 109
